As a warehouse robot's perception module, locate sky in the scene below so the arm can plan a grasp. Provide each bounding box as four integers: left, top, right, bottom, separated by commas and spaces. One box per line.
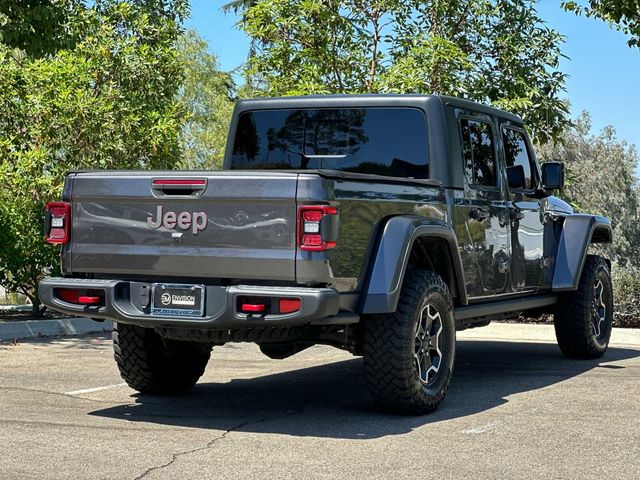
185, 0, 640, 151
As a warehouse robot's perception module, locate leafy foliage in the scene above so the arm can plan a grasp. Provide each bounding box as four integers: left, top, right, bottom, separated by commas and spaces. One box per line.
241, 0, 570, 143
612, 263, 640, 327
563, 0, 640, 48
177, 30, 235, 169
0, 0, 188, 314
223, 0, 257, 14
0, 0, 83, 57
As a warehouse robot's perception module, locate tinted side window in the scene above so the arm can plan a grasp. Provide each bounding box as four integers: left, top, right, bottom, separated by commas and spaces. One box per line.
502, 128, 535, 190
231, 108, 428, 178
460, 118, 497, 187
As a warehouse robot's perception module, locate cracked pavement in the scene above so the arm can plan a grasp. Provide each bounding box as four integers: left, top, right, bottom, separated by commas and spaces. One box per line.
1, 323, 640, 479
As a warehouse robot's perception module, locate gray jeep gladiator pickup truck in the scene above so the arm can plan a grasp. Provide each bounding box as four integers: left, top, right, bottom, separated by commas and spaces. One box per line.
40, 95, 613, 414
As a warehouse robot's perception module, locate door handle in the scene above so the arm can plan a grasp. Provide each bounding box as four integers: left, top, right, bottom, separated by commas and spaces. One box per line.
151, 178, 207, 197
469, 208, 490, 221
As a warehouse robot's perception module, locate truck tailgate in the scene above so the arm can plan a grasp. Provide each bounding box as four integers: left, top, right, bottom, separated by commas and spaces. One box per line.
67, 171, 298, 281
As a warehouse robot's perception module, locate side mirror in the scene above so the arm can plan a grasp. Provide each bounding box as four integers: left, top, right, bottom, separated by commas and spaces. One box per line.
541, 161, 565, 190
506, 165, 526, 189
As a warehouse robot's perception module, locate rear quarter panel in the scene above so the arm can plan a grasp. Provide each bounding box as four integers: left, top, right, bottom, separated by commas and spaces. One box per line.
296, 174, 447, 294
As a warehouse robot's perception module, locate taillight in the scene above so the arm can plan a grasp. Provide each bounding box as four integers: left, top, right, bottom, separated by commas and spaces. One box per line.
297, 205, 338, 251
56, 288, 105, 306
45, 202, 71, 244
279, 298, 301, 314
236, 296, 301, 315
241, 303, 266, 313
58, 288, 79, 304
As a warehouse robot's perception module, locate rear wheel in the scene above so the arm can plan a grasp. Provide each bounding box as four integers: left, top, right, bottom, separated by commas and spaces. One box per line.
363, 269, 456, 414
554, 255, 613, 359
113, 323, 212, 394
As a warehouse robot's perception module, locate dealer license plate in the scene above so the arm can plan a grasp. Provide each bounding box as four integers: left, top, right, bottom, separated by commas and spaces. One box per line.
151, 283, 205, 317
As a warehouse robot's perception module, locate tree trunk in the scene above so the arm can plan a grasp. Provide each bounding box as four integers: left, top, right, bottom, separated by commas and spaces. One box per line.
24, 289, 44, 318
367, 12, 381, 91
31, 296, 43, 318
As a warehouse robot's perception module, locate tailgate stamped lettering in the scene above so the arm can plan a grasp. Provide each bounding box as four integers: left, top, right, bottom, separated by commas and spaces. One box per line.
147, 205, 208, 235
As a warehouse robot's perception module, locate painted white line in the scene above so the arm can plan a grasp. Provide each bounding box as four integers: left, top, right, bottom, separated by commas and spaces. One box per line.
463, 423, 496, 435
65, 383, 127, 396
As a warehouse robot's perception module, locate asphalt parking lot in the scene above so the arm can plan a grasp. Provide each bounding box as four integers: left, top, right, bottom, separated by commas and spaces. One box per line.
1, 323, 639, 480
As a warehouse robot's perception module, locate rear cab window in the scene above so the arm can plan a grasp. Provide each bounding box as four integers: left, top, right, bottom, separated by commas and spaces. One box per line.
231, 108, 429, 179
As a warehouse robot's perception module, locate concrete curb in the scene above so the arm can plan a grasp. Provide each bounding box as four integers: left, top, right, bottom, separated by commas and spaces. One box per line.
0, 305, 32, 312
0, 318, 113, 341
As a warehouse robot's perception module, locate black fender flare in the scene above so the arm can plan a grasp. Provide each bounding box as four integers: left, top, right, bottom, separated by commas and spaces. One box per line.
552, 214, 612, 291
359, 216, 467, 314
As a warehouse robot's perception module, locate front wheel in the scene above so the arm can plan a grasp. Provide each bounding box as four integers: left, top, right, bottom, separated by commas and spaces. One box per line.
554, 255, 613, 359
363, 269, 456, 414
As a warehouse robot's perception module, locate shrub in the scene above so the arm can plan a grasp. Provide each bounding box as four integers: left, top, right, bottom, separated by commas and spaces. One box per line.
612, 263, 640, 328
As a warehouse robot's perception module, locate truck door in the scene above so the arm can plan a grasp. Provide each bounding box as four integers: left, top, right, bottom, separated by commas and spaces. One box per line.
456, 116, 511, 298
500, 124, 546, 290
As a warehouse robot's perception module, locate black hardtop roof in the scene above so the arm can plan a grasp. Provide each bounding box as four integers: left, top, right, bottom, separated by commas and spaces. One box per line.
235, 94, 524, 124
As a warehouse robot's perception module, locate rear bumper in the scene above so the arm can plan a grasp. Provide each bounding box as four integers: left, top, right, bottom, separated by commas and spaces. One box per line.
39, 277, 340, 329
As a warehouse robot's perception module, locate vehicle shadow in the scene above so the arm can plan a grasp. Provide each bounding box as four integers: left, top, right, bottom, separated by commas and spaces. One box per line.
89, 340, 640, 439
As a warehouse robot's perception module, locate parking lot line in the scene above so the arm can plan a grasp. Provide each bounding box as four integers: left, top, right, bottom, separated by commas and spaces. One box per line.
65, 383, 127, 396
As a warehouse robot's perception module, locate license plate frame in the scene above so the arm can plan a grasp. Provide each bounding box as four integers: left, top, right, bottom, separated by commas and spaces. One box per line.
151, 283, 205, 317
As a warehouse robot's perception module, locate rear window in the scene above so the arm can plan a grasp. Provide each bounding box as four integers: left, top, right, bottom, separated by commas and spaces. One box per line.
231, 108, 428, 178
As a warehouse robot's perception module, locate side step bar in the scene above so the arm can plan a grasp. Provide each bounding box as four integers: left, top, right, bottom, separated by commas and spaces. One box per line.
454, 294, 557, 322
314, 295, 557, 327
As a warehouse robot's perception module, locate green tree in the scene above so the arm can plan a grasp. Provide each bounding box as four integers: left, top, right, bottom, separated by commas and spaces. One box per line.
240, 0, 570, 143
0, 0, 188, 314
0, 0, 83, 57
177, 30, 235, 169
563, 0, 640, 48
537, 111, 640, 265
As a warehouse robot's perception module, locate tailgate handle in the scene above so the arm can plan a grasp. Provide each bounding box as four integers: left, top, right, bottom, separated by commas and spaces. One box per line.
152, 178, 207, 196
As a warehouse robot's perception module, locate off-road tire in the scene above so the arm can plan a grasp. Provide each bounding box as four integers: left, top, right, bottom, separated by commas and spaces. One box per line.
363, 269, 456, 414
554, 255, 613, 359
113, 323, 212, 394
